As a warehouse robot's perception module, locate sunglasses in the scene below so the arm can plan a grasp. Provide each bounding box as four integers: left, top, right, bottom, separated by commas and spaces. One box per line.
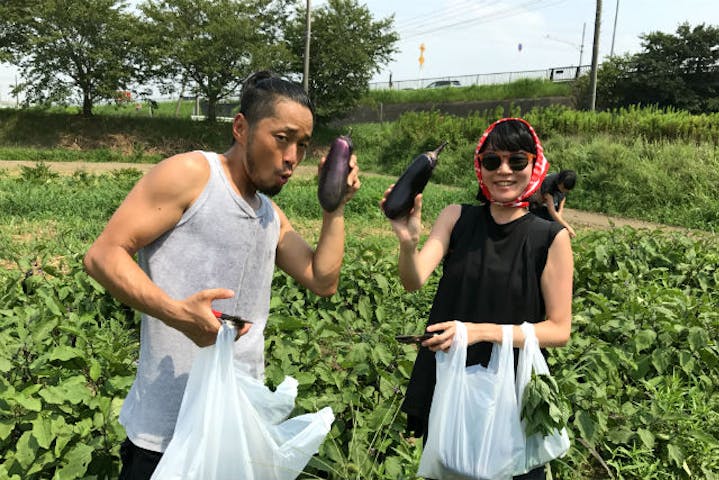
478, 151, 535, 171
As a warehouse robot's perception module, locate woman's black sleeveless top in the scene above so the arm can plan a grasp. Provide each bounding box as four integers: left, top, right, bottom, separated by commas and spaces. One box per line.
402, 203, 564, 434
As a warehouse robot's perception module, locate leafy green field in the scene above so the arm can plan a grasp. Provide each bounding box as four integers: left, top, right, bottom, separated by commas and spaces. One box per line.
0, 165, 717, 479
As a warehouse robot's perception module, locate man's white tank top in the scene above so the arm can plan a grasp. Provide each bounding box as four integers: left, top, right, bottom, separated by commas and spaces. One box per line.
119, 151, 280, 452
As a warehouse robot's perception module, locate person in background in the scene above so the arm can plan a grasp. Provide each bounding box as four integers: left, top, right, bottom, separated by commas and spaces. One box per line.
83, 70, 361, 480
530, 169, 577, 238
382, 117, 573, 480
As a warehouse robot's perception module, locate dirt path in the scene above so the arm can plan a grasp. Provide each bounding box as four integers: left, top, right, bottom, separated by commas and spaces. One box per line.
0, 160, 684, 232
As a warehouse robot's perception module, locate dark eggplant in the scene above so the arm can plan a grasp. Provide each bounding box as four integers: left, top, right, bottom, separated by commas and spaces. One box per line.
317, 134, 353, 212
383, 141, 448, 219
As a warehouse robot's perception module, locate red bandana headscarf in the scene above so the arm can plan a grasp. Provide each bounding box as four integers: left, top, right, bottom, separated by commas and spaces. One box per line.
473, 117, 549, 208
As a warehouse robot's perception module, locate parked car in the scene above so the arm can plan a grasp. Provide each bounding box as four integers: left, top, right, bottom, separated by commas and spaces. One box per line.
425, 80, 461, 88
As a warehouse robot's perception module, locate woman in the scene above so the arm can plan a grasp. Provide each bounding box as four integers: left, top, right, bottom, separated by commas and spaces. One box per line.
382, 118, 573, 479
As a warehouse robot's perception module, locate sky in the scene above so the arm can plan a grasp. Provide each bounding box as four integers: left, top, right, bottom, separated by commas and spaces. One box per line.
1, 0, 718, 102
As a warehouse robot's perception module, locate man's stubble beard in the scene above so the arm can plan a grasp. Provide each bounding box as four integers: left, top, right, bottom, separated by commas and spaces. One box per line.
245, 136, 283, 197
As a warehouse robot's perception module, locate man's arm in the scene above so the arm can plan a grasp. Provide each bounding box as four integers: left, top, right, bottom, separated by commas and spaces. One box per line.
544, 193, 576, 238
274, 155, 361, 297
83, 153, 247, 346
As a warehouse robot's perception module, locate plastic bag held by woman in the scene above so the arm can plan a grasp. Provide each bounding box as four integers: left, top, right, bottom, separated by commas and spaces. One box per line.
514, 322, 570, 474
151, 324, 334, 480
418, 322, 525, 480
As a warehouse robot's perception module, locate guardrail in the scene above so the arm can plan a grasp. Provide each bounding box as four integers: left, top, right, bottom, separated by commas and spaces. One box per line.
370, 65, 593, 90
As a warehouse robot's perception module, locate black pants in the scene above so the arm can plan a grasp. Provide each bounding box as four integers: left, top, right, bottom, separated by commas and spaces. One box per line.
119, 438, 163, 480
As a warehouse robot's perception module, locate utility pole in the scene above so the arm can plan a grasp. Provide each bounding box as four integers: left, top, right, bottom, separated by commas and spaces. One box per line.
610, 0, 619, 56
303, 0, 311, 93
577, 22, 586, 78
14, 73, 19, 108
589, 0, 602, 111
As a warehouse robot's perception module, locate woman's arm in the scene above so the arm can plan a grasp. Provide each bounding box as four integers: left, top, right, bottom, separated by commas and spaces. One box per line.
385, 195, 461, 291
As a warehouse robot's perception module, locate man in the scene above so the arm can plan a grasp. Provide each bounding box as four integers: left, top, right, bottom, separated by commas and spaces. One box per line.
530, 169, 577, 238
83, 71, 360, 479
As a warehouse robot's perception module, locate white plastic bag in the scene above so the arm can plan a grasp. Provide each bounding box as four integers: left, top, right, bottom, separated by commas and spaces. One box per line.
151, 324, 334, 480
514, 322, 570, 475
418, 322, 525, 480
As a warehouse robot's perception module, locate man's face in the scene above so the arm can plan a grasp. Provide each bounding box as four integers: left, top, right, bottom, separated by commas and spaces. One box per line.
244, 100, 313, 196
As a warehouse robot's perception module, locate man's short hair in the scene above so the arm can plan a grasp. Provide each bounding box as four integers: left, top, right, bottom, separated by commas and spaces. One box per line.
558, 170, 577, 190
239, 70, 315, 125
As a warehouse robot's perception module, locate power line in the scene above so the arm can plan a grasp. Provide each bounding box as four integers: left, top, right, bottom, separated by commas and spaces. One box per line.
394, 0, 573, 41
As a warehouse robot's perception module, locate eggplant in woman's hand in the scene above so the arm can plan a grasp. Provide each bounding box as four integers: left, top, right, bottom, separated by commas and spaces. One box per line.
383, 141, 448, 219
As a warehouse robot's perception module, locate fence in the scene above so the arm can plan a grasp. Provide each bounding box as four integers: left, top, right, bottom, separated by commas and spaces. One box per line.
370, 65, 592, 90
188, 64, 593, 119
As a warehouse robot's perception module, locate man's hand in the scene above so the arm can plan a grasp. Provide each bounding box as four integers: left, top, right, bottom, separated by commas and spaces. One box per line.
169, 288, 251, 347
316, 154, 362, 210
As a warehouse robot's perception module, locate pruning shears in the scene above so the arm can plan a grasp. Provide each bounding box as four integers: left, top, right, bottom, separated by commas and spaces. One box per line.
212, 309, 252, 329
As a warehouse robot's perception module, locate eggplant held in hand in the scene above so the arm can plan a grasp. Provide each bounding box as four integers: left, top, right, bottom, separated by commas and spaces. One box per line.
317, 135, 353, 212
383, 141, 448, 219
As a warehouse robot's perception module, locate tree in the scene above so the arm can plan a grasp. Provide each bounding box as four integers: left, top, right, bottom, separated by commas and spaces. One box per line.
0, 0, 42, 61
3, 0, 140, 116
582, 23, 719, 113
137, 0, 294, 122
285, 0, 398, 121
630, 23, 719, 113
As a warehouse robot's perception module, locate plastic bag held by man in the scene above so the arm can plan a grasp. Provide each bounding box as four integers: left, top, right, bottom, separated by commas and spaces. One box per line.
151, 324, 334, 480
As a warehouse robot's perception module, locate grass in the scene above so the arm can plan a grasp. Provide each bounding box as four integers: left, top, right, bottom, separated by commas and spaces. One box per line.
3, 102, 719, 232
361, 78, 573, 106
0, 163, 474, 265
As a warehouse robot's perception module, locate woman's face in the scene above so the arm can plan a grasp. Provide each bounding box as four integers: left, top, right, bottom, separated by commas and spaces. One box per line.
480, 150, 533, 204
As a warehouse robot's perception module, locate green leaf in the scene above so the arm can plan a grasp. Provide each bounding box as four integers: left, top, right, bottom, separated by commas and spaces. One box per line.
31, 318, 59, 343
294, 371, 316, 385
55, 442, 93, 480
61, 376, 93, 405
38, 385, 67, 405
687, 326, 707, 351
16, 392, 42, 412
15, 430, 39, 469
0, 357, 12, 373
357, 297, 372, 320
375, 274, 389, 293
41, 291, 63, 317
634, 329, 656, 352
0, 418, 14, 441
370, 343, 393, 367
667, 443, 685, 467
88, 359, 102, 382
607, 427, 634, 444
31, 417, 54, 449
574, 410, 598, 445
276, 315, 306, 331
49, 346, 84, 362
637, 428, 655, 449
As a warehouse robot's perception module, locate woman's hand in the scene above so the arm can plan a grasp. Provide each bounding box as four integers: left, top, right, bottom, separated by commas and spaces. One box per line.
380, 188, 423, 246
422, 321, 457, 352
422, 321, 504, 352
